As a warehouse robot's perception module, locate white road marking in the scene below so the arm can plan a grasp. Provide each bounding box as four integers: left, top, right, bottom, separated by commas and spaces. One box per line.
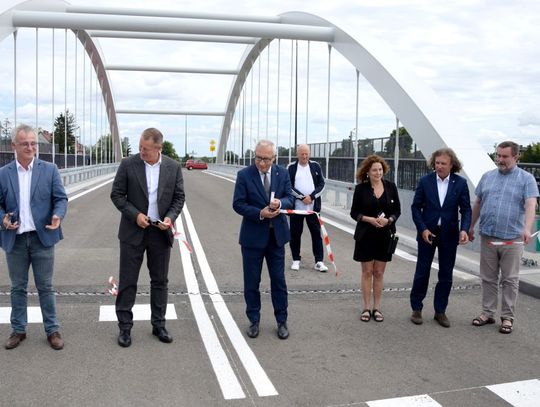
203, 171, 236, 183
175, 214, 245, 400
367, 394, 442, 407
182, 205, 278, 397
323, 217, 478, 282
487, 379, 540, 406
98, 304, 177, 322
0, 306, 43, 323
68, 178, 114, 202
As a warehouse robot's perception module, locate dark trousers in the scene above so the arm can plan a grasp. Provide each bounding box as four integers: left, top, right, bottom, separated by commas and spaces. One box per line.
116, 227, 171, 330
410, 230, 458, 314
241, 229, 288, 324
289, 213, 324, 262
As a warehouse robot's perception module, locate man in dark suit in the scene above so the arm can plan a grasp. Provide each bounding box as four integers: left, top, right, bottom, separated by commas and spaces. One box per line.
233, 139, 294, 339
410, 147, 471, 327
111, 128, 185, 347
0, 124, 68, 350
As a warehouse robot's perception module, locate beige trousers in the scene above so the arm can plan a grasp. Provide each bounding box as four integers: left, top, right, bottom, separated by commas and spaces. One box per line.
480, 235, 522, 320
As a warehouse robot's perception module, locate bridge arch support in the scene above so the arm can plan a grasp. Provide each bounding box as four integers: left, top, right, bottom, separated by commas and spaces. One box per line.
219, 12, 494, 187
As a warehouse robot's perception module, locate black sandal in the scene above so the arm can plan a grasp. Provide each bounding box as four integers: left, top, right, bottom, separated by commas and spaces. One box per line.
360, 309, 371, 322
472, 314, 495, 326
499, 317, 513, 334
372, 309, 384, 322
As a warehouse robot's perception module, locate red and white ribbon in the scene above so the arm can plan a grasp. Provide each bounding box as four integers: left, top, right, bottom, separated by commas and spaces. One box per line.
280, 209, 341, 277
489, 230, 539, 246
163, 221, 193, 253
108, 276, 118, 296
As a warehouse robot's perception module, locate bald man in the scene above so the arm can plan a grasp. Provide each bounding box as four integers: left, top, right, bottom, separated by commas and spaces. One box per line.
287, 144, 327, 272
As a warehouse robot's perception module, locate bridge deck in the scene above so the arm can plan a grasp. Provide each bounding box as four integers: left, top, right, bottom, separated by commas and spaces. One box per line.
0, 170, 539, 406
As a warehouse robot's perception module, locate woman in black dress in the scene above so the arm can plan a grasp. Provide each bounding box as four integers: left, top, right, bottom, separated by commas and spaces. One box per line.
350, 155, 400, 322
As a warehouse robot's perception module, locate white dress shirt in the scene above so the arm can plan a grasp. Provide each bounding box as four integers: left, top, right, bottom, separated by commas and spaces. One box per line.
436, 174, 450, 225
145, 154, 162, 221
16, 158, 37, 234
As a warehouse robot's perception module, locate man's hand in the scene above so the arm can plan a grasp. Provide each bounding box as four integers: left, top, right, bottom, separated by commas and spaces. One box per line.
302, 195, 313, 205
260, 206, 280, 219
136, 213, 150, 229
159, 217, 173, 231
45, 215, 61, 230
2, 213, 19, 230
422, 229, 436, 244
468, 227, 475, 242
522, 229, 532, 245
458, 230, 469, 245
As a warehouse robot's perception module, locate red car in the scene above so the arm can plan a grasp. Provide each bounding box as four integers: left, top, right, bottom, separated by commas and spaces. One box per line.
185, 159, 208, 170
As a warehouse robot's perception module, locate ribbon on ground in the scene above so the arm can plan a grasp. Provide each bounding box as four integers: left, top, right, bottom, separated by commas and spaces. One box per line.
489, 230, 539, 246
280, 209, 340, 277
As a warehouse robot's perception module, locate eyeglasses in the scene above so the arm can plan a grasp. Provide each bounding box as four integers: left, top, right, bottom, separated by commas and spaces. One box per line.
255, 156, 274, 163
15, 142, 37, 148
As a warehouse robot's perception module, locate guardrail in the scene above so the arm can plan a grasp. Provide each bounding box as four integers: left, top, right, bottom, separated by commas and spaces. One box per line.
59, 163, 119, 187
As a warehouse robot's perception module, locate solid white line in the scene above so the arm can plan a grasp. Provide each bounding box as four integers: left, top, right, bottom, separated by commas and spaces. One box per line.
203, 171, 236, 183
367, 394, 442, 407
175, 215, 245, 400
182, 206, 278, 397
487, 379, 540, 406
0, 306, 43, 323
98, 304, 177, 322
68, 178, 114, 202
323, 217, 477, 281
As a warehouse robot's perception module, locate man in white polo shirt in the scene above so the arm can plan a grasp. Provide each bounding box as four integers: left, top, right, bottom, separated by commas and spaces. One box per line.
288, 144, 327, 272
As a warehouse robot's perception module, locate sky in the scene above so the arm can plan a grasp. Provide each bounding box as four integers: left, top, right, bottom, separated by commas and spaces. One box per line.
0, 0, 539, 158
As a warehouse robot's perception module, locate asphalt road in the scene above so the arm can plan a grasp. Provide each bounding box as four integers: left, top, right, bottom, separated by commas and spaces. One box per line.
0, 169, 539, 407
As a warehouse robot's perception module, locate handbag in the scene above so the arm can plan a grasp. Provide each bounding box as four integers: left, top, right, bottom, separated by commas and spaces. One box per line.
387, 234, 399, 255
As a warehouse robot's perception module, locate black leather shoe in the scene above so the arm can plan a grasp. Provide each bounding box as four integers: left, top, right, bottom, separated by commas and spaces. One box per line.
152, 327, 173, 343
5, 332, 26, 350
277, 322, 289, 340
246, 322, 259, 338
118, 330, 131, 347
434, 313, 451, 328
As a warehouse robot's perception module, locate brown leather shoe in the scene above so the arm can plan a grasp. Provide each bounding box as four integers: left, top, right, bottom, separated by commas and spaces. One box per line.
411, 310, 423, 325
434, 313, 451, 328
47, 332, 64, 350
5, 332, 26, 350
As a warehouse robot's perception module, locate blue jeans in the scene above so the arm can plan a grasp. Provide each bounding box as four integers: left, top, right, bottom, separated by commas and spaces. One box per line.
6, 232, 59, 335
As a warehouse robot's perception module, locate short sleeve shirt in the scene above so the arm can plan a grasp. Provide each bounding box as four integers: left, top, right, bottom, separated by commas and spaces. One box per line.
475, 166, 539, 239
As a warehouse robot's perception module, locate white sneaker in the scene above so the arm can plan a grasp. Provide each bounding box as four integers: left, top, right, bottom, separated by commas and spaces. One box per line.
314, 261, 328, 272
291, 260, 300, 271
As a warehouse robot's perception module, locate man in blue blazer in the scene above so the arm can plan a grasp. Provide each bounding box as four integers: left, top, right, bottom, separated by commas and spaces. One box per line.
233, 140, 294, 339
410, 148, 471, 327
0, 124, 68, 350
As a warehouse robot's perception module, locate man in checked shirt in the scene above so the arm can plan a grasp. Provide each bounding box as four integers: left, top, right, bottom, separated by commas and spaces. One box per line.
468, 141, 539, 334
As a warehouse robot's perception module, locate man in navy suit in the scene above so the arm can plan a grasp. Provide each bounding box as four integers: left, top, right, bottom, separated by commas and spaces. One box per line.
233, 139, 294, 339
0, 124, 68, 350
410, 148, 471, 327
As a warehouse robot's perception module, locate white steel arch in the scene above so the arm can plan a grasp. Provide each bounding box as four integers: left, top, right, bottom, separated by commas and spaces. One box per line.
218, 12, 495, 187
0, 0, 122, 161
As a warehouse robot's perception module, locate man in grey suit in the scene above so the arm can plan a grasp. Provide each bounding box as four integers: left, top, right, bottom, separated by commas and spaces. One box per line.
0, 124, 68, 350
111, 128, 185, 347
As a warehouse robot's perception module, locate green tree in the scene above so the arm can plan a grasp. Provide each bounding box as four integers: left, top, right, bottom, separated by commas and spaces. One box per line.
92, 133, 115, 163
53, 110, 78, 154
225, 150, 239, 164
521, 142, 540, 163
384, 126, 414, 157
162, 140, 180, 161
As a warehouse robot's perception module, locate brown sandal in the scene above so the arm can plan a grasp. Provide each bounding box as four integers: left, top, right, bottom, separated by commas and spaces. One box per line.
499, 317, 513, 334
472, 314, 495, 326
372, 309, 384, 322
360, 309, 371, 322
